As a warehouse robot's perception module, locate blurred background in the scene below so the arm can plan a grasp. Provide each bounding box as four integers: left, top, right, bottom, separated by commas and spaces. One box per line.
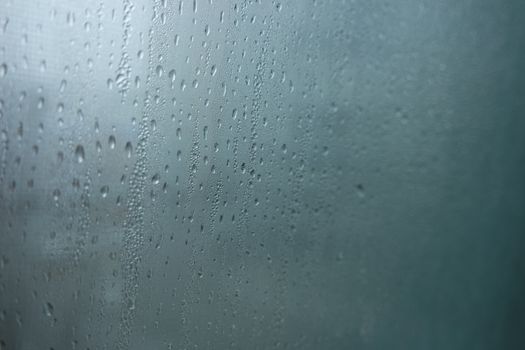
1, 0, 524, 349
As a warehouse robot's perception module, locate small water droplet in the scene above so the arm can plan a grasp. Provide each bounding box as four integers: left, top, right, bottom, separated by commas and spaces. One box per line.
108, 135, 116, 149
115, 73, 126, 87
156, 65, 164, 78
0, 63, 7, 78
169, 69, 176, 82
44, 302, 54, 317
152, 173, 160, 185
58, 79, 67, 93
125, 141, 133, 158
356, 184, 365, 198
75, 145, 85, 163
127, 298, 135, 310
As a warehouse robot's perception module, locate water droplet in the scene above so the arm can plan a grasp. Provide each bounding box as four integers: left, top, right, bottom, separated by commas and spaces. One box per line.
108, 135, 116, 149
44, 302, 54, 317
125, 141, 133, 158
100, 186, 109, 198
395, 107, 409, 124
151, 173, 160, 185
75, 145, 85, 163
169, 69, 176, 82
0, 63, 7, 78
356, 184, 365, 198
127, 297, 135, 311
116, 73, 126, 87
67, 11, 75, 26
156, 65, 164, 78
16, 122, 23, 140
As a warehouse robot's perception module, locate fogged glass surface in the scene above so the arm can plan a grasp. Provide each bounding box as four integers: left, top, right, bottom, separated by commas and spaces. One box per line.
1, 0, 524, 349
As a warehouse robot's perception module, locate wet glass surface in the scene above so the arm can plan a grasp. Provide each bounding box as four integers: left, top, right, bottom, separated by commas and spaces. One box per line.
1, 1, 524, 349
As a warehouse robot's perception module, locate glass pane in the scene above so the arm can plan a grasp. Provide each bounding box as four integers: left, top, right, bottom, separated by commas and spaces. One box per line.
1, 0, 524, 349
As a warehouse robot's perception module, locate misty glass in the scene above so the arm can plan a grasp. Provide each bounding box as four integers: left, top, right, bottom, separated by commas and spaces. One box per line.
1, 0, 524, 349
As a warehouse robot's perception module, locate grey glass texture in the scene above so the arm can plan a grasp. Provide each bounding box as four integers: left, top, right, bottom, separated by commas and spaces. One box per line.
1, 0, 524, 349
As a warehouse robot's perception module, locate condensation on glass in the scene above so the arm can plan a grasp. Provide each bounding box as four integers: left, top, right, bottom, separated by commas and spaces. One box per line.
1, 0, 524, 349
